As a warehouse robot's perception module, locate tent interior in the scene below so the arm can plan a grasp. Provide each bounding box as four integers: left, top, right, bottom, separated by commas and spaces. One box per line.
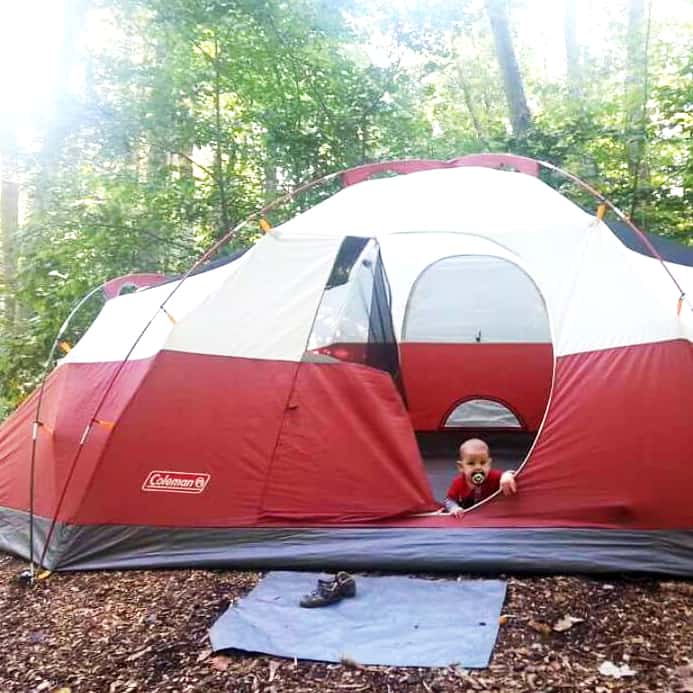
304, 234, 554, 504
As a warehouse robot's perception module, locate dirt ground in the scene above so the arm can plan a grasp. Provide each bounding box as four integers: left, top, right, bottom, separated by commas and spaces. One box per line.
0, 553, 691, 693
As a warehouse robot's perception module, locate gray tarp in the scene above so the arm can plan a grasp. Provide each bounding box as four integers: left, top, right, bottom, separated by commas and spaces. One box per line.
209, 571, 507, 668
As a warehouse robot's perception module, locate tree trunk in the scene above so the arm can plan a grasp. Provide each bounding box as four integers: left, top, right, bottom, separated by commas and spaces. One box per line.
175, 146, 194, 181
564, 0, 581, 99
264, 159, 278, 200
213, 33, 231, 237
34, 0, 89, 214
624, 0, 650, 217
0, 143, 19, 326
485, 0, 531, 136
456, 64, 489, 147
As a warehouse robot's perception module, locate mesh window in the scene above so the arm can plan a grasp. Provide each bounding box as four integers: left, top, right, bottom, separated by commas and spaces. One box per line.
444, 399, 523, 429
403, 255, 550, 343
306, 237, 400, 379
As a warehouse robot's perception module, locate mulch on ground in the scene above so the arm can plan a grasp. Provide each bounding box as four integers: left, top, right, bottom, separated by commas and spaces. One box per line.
0, 553, 691, 693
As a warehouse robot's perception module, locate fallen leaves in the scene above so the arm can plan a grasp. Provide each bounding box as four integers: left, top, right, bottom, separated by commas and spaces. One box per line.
268, 660, 281, 682
659, 581, 693, 597
125, 645, 152, 662
196, 648, 212, 663
527, 619, 552, 636
598, 660, 637, 678
210, 654, 232, 672
0, 556, 688, 693
673, 663, 693, 692
552, 615, 585, 632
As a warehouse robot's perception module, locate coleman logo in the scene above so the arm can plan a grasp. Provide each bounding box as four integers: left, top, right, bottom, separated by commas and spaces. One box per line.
142, 471, 210, 494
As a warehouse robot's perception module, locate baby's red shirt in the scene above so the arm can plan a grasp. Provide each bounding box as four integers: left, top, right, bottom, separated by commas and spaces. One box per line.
446, 468, 503, 508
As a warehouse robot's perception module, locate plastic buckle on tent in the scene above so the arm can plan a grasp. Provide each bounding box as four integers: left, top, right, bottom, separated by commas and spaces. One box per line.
678, 293, 686, 316
32, 421, 54, 440
15, 567, 50, 585
596, 203, 607, 220
160, 306, 177, 325
95, 419, 115, 431
259, 217, 272, 233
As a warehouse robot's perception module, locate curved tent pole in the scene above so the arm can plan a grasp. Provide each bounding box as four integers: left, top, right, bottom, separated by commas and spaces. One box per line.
27, 282, 109, 580
34, 172, 354, 569
31, 192, 340, 568
34, 154, 691, 570
27, 274, 167, 576
534, 158, 691, 313
33, 168, 349, 568
340, 153, 691, 314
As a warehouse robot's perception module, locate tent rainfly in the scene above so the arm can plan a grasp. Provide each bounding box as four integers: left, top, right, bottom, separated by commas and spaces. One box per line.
1, 154, 692, 575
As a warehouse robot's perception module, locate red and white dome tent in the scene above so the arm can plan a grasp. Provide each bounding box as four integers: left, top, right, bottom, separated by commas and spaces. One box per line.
1, 154, 692, 575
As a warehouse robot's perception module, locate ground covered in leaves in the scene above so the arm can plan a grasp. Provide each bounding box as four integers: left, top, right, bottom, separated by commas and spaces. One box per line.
0, 553, 691, 693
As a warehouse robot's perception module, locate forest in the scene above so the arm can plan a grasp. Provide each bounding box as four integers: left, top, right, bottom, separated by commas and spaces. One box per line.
0, 0, 691, 415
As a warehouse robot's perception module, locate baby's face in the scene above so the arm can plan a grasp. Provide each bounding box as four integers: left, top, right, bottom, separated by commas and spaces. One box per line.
457, 452, 492, 486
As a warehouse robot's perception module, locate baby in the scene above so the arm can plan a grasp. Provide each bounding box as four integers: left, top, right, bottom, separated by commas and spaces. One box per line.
444, 438, 517, 517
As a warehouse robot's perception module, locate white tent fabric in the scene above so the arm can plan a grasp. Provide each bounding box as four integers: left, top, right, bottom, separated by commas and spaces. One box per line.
62, 252, 253, 364
276, 168, 689, 356
166, 233, 342, 361
63, 167, 691, 367
63, 234, 343, 365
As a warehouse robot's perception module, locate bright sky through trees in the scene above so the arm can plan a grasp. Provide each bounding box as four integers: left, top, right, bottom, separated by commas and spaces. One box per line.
0, 1, 65, 121
1, 0, 692, 127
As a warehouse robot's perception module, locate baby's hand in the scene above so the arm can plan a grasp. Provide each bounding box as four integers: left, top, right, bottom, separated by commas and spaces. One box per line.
450, 507, 464, 518
500, 471, 517, 495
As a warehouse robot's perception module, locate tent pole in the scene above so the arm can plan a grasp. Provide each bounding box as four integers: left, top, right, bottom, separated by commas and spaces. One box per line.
534, 158, 691, 314
26, 283, 106, 578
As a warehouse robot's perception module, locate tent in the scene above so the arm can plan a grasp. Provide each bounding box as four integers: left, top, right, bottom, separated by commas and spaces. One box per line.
1, 154, 692, 575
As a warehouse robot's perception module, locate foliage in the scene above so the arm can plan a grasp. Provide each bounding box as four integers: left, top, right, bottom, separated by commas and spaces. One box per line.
1, 0, 692, 414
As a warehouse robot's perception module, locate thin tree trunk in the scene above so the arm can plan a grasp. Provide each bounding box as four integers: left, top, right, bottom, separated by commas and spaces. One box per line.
485, 0, 531, 136
564, 0, 581, 99
175, 145, 194, 181
0, 144, 19, 326
456, 64, 489, 146
212, 33, 231, 236
34, 0, 88, 213
624, 0, 650, 218
264, 159, 278, 200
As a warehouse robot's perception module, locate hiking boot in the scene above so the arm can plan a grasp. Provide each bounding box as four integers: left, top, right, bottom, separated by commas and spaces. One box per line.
299, 581, 344, 608
317, 571, 356, 598
299, 572, 357, 607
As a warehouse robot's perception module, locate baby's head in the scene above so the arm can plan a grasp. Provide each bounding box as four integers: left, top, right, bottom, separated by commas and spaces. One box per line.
457, 438, 492, 487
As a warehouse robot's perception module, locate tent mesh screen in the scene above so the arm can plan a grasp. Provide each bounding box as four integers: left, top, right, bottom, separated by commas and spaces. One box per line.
306, 237, 402, 387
